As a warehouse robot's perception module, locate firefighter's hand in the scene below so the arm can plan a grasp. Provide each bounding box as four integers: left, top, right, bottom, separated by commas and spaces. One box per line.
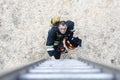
50, 56, 55, 60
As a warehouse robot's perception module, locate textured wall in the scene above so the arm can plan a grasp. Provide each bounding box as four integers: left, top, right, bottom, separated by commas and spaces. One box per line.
0, 0, 120, 73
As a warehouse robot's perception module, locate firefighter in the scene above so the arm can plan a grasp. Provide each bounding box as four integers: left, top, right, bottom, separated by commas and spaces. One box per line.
46, 21, 68, 59
46, 17, 82, 59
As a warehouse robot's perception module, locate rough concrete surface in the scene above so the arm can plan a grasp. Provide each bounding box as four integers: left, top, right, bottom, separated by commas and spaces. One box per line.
0, 0, 120, 74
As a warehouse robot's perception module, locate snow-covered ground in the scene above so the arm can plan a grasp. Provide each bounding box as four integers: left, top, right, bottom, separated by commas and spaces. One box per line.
0, 0, 120, 74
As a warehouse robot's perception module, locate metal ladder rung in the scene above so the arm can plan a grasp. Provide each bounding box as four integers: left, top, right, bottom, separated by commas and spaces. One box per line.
19, 73, 114, 80
35, 66, 94, 69
28, 68, 101, 73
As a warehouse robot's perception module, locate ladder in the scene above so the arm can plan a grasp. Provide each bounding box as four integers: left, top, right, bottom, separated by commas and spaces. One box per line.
0, 59, 120, 80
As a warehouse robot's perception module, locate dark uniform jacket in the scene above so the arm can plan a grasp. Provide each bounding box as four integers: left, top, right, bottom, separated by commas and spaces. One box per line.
46, 26, 73, 56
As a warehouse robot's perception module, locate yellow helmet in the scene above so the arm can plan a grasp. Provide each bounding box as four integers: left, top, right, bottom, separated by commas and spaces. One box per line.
51, 16, 60, 26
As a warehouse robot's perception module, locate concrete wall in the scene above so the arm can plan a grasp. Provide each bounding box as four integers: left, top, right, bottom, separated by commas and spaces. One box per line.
0, 0, 120, 73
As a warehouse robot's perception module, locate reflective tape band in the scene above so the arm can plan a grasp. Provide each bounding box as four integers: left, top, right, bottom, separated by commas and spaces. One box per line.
54, 41, 59, 43
54, 43, 59, 46
70, 29, 75, 32
71, 37, 74, 40
57, 34, 62, 37
47, 48, 54, 51
54, 41, 59, 46
46, 45, 54, 48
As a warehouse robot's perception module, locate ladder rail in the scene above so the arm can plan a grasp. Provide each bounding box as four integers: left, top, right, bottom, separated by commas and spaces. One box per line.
78, 58, 120, 80
0, 59, 46, 80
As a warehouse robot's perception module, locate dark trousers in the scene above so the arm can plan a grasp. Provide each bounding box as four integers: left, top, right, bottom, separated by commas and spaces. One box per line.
54, 51, 61, 59
54, 45, 62, 59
